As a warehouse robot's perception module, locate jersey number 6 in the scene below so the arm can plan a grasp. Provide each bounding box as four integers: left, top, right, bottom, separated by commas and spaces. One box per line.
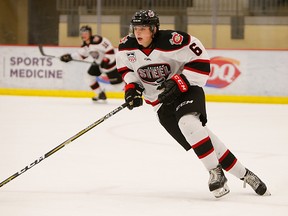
189, 43, 203, 56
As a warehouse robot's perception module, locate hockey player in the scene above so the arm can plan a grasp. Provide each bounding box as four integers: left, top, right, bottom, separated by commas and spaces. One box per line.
60, 25, 123, 101
116, 10, 271, 198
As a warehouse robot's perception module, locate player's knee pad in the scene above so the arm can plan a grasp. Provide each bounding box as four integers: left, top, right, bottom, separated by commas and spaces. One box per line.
178, 113, 208, 144
178, 113, 202, 134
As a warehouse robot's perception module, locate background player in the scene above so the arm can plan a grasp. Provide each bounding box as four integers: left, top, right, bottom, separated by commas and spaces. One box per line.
60, 25, 123, 101
116, 10, 270, 198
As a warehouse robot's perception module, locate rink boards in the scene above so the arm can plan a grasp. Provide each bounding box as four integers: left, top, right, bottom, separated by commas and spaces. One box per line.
0, 45, 287, 104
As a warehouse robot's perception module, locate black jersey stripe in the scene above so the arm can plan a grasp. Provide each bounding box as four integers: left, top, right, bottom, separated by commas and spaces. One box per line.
117, 66, 131, 73
104, 61, 116, 70
105, 49, 115, 55
117, 66, 133, 78
184, 59, 210, 75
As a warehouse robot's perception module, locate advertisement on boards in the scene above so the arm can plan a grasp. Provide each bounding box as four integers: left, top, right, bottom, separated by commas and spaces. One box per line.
0, 46, 287, 97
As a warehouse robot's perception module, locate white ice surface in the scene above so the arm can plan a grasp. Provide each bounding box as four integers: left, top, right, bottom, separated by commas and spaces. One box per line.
0, 96, 287, 216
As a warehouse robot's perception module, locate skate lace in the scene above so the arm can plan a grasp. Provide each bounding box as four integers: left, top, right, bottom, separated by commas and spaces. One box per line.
209, 166, 222, 183
243, 171, 260, 190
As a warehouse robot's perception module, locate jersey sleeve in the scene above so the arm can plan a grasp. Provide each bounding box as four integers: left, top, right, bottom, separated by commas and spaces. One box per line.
180, 36, 211, 87
71, 47, 89, 60
99, 38, 117, 70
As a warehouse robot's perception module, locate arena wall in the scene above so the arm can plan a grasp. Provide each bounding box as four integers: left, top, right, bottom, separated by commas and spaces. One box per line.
0, 45, 287, 104
58, 15, 288, 49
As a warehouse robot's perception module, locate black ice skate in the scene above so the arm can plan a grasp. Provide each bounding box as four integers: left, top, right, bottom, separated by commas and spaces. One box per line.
241, 168, 271, 196
208, 164, 230, 198
92, 91, 107, 101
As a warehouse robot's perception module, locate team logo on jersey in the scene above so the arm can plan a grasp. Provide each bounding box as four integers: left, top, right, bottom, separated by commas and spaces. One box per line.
137, 63, 171, 85
207, 56, 241, 88
127, 52, 136, 63
89, 51, 99, 59
169, 32, 184, 45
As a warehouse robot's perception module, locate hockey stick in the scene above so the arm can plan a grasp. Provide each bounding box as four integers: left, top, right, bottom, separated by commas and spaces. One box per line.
0, 102, 128, 188
38, 45, 92, 64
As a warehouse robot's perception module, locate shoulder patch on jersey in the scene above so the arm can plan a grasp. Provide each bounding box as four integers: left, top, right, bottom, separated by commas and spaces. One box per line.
155, 30, 190, 51
118, 35, 139, 51
169, 32, 184, 45
92, 35, 103, 44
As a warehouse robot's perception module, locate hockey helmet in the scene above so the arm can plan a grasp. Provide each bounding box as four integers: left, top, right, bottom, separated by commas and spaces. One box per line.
131, 10, 159, 28
80, 25, 92, 34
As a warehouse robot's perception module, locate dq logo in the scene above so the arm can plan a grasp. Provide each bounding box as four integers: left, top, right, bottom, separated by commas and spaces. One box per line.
206, 56, 241, 88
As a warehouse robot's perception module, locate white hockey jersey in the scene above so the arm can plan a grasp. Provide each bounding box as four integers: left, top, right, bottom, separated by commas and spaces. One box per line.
71, 35, 116, 73
116, 30, 211, 107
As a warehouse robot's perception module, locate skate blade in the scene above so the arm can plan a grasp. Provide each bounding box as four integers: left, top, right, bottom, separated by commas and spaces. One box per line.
262, 190, 271, 196
92, 99, 107, 103
212, 183, 230, 198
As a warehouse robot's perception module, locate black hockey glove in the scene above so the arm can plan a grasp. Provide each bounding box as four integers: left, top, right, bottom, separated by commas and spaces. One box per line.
157, 74, 190, 105
60, 54, 73, 63
125, 83, 144, 110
